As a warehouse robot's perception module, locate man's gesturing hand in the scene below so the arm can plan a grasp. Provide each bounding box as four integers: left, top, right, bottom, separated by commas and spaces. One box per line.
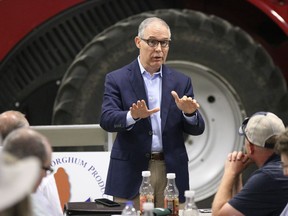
171, 91, 200, 114
130, 100, 160, 120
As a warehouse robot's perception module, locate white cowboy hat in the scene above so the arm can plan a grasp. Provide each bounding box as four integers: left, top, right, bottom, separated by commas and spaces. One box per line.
0, 152, 40, 211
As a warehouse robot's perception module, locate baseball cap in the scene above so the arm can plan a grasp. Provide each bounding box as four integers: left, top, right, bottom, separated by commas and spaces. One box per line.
0, 152, 40, 211
239, 112, 285, 148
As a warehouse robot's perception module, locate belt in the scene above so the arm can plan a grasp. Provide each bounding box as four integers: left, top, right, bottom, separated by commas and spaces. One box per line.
150, 152, 164, 160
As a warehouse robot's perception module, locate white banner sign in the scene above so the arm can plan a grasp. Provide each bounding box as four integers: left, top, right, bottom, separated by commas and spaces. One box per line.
51, 152, 111, 203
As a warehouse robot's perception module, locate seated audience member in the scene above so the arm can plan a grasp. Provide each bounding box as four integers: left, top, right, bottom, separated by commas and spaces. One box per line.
0, 110, 29, 145
0, 151, 40, 216
0, 110, 63, 215
2, 128, 59, 216
275, 128, 288, 216
212, 112, 288, 216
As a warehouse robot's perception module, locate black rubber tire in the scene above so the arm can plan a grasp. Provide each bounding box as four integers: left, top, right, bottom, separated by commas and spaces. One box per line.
53, 9, 288, 125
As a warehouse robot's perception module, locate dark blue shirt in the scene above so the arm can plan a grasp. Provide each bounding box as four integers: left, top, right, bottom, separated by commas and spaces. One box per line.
229, 154, 288, 216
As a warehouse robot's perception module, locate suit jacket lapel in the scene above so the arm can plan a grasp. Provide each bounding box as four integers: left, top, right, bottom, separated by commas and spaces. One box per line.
161, 65, 174, 131
128, 60, 151, 125
128, 59, 148, 103
127, 60, 174, 129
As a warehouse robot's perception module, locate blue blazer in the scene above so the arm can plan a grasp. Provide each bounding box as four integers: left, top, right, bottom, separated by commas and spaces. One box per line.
100, 59, 205, 202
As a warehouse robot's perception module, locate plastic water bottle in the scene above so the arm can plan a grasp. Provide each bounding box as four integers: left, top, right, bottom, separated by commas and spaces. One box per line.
183, 190, 199, 216
143, 202, 154, 216
121, 201, 137, 216
164, 173, 179, 216
139, 171, 154, 214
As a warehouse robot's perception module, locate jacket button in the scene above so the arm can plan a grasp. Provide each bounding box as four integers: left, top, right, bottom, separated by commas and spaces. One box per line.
145, 153, 150, 158
149, 131, 153, 136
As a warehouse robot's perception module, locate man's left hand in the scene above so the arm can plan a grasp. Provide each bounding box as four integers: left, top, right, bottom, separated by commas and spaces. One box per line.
171, 90, 200, 114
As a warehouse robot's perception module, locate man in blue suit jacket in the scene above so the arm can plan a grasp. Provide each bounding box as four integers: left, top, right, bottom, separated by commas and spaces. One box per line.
100, 17, 205, 209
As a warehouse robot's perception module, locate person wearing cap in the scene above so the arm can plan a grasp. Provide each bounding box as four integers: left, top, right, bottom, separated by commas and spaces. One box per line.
275, 128, 288, 216
212, 111, 288, 216
0, 152, 40, 216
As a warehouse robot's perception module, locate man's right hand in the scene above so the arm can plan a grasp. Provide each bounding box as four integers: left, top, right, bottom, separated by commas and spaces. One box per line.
129, 100, 160, 119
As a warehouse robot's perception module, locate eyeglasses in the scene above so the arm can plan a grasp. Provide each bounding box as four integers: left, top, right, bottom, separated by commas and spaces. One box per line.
240, 117, 249, 134
240, 117, 250, 143
140, 38, 171, 48
42, 166, 54, 175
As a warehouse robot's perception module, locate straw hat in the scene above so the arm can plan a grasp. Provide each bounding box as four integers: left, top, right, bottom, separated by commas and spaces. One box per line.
0, 152, 40, 211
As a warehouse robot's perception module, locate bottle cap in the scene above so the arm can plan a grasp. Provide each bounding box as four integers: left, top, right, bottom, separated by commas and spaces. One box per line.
142, 171, 151, 177
143, 202, 154, 210
184, 190, 195, 197
166, 173, 176, 179
125, 200, 133, 205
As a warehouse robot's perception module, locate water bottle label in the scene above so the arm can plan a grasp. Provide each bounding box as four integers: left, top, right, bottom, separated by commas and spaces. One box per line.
139, 195, 154, 214
164, 198, 179, 216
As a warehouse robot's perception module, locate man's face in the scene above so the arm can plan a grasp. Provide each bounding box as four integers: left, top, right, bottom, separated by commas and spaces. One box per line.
135, 22, 170, 73
281, 154, 288, 176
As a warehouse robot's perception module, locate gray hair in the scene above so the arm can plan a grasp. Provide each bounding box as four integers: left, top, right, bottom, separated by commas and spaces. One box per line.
138, 17, 171, 38
2, 128, 50, 165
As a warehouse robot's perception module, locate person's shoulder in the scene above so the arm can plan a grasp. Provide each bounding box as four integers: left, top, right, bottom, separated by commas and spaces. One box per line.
249, 163, 288, 185
260, 159, 288, 179
108, 59, 137, 76
163, 64, 190, 79
162, 65, 192, 85
30, 193, 55, 216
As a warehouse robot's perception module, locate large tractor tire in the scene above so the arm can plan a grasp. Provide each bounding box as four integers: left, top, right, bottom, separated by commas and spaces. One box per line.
53, 9, 288, 206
